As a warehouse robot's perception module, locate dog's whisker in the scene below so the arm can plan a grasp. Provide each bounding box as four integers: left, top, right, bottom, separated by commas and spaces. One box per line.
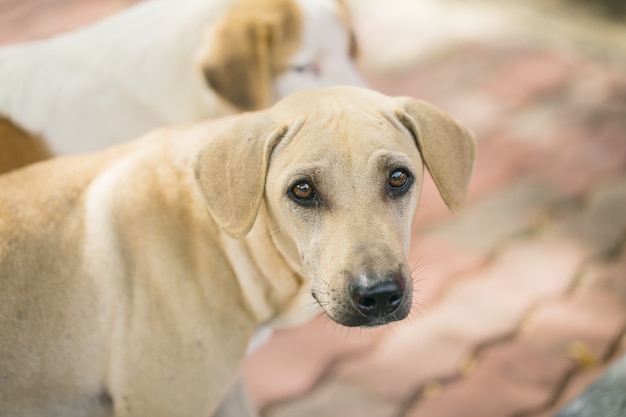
410, 265, 422, 276
409, 265, 425, 278
357, 327, 374, 347
412, 300, 429, 316
411, 277, 428, 286
343, 325, 354, 344
318, 313, 335, 333
293, 288, 308, 296
277, 270, 305, 287
412, 255, 423, 264
384, 321, 398, 337
297, 300, 323, 315
301, 305, 323, 322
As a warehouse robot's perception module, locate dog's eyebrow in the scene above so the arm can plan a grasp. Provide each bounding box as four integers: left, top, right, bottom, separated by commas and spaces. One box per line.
282, 163, 324, 184
372, 150, 415, 172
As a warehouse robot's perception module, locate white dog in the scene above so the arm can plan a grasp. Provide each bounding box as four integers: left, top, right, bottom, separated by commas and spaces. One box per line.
0, 0, 363, 157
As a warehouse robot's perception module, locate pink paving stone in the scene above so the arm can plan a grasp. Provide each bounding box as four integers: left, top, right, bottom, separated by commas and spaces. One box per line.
0, 0, 139, 45
411, 134, 543, 232
522, 291, 626, 361
595, 117, 626, 162
579, 251, 626, 304
568, 58, 626, 108
367, 71, 507, 139
488, 253, 626, 417
333, 235, 585, 401
437, 91, 507, 137
407, 234, 487, 307
427, 179, 567, 255
554, 177, 626, 255
532, 365, 612, 417
366, 43, 512, 106
531, 336, 626, 417
406, 340, 576, 417
483, 49, 572, 109
244, 317, 385, 409
464, 134, 542, 201
524, 59, 626, 194
265, 381, 397, 417
521, 250, 626, 353
527, 124, 626, 196
364, 44, 540, 132
363, 55, 473, 107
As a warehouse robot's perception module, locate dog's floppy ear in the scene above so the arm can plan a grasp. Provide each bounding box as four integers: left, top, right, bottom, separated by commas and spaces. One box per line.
199, 0, 302, 111
202, 24, 273, 111
194, 113, 288, 238
395, 97, 476, 211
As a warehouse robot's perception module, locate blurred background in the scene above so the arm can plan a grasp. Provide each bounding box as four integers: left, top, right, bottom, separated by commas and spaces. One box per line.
2, 1, 625, 416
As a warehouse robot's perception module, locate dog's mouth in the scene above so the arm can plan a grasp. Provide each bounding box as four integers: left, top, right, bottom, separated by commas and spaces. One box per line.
317, 299, 412, 328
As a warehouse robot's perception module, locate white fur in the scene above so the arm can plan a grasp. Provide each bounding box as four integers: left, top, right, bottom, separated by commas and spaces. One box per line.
0, 0, 364, 155
275, 0, 365, 96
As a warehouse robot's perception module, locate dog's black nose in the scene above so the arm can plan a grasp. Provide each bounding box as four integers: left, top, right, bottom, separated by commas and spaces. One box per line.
349, 275, 405, 318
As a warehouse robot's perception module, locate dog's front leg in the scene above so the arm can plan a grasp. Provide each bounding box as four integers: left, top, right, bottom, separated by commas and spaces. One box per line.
212, 376, 258, 417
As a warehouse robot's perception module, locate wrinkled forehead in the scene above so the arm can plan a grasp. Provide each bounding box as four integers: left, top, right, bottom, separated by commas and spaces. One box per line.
268, 106, 420, 176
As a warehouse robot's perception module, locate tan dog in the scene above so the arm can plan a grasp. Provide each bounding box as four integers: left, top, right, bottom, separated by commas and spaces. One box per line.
0, 87, 475, 417
0, 0, 363, 164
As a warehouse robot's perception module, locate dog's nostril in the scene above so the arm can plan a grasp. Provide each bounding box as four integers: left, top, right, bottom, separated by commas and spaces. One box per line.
357, 296, 378, 312
388, 293, 402, 309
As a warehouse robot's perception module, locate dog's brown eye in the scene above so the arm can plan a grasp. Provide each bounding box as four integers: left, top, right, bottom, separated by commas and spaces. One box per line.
289, 180, 319, 206
389, 170, 409, 188
293, 182, 313, 199
388, 169, 413, 198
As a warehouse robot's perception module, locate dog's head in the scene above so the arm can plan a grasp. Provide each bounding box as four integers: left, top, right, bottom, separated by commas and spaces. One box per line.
194, 87, 475, 327
198, 0, 364, 112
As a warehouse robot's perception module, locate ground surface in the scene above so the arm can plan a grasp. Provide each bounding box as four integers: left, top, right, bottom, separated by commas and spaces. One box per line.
2, 1, 625, 416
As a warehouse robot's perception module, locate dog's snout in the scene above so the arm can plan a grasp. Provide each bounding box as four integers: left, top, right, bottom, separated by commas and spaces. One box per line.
349, 274, 405, 318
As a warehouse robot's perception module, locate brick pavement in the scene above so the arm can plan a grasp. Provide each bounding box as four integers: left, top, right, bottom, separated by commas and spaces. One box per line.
1, 1, 626, 416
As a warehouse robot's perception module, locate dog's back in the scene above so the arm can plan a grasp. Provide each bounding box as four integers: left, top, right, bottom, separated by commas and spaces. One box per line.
0, 0, 363, 165
0, 152, 120, 416
0, 0, 231, 156
0, 124, 249, 416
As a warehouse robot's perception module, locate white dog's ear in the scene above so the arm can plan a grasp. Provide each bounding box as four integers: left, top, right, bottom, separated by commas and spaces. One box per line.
194, 114, 288, 238
395, 97, 476, 211
199, 0, 302, 111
